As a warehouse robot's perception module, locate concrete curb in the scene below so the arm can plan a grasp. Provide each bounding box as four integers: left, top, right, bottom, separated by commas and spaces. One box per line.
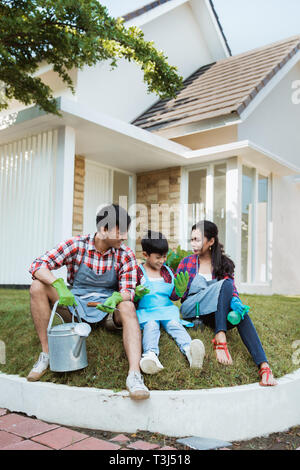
0, 369, 299, 442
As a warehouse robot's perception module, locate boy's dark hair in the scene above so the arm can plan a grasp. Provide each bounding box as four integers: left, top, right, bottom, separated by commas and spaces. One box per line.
96, 204, 131, 232
141, 230, 169, 255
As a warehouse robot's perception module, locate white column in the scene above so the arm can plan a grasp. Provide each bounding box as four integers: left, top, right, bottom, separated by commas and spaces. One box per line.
225, 157, 242, 285
206, 164, 214, 221
54, 126, 76, 244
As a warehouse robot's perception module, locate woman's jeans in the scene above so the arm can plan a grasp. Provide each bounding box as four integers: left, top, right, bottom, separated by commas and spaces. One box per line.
202, 279, 268, 367
142, 319, 192, 356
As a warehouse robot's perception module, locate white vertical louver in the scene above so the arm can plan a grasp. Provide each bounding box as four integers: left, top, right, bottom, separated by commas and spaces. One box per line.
0, 130, 57, 284
83, 160, 113, 235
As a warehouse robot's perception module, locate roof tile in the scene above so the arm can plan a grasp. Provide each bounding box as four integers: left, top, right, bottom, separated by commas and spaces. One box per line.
132, 35, 300, 132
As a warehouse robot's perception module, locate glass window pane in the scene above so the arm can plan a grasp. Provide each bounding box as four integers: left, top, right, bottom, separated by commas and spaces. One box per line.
256, 175, 268, 282
188, 169, 206, 248
241, 166, 254, 283
213, 164, 226, 248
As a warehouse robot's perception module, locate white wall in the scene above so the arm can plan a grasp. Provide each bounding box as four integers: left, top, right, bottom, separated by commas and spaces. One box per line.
272, 175, 300, 295
75, 2, 216, 122
238, 61, 300, 171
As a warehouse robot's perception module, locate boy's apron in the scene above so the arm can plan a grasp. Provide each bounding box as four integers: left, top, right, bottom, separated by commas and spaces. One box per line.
136, 264, 193, 329
180, 257, 225, 320
68, 255, 118, 323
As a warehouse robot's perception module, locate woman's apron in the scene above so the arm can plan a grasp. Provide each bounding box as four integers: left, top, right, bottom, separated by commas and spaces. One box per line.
180, 257, 225, 320
68, 255, 118, 323
136, 264, 193, 329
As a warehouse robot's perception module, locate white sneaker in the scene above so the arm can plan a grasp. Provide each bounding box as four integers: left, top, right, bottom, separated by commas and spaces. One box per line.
185, 339, 205, 369
126, 371, 150, 400
140, 351, 164, 375
27, 352, 49, 382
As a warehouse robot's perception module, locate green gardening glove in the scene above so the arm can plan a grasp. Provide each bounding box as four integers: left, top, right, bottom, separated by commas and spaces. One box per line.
134, 285, 150, 302
96, 291, 123, 313
174, 271, 189, 298
52, 278, 77, 307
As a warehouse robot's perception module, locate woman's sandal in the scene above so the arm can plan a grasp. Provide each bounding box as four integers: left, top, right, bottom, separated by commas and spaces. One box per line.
259, 366, 276, 386
212, 338, 232, 364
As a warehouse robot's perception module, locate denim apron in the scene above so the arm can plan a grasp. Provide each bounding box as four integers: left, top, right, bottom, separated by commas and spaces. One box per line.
180, 257, 225, 320
136, 264, 193, 329
68, 255, 118, 323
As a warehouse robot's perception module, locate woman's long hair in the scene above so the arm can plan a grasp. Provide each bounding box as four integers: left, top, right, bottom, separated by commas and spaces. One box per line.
191, 220, 235, 280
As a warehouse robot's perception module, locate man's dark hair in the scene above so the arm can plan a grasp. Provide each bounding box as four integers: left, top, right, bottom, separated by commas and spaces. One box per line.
96, 204, 131, 232
141, 230, 169, 255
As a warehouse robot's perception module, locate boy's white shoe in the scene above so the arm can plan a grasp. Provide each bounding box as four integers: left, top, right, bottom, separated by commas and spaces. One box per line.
185, 339, 205, 369
140, 351, 164, 375
27, 352, 49, 381
126, 371, 150, 400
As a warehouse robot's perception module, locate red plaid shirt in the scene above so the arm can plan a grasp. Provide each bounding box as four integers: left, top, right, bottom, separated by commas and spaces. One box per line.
29, 234, 137, 300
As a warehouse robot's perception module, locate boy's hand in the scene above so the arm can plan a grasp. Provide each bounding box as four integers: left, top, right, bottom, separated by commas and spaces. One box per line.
52, 278, 77, 307
174, 272, 189, 298
230, 297, 250, 315
96, 291, 123, 313
134, 285, 150, 302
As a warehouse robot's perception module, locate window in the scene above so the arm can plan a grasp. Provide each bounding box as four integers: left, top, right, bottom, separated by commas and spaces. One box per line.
188, 169, 206, 234
241, 166, 270, 284
241, 166, 254, 283
256, 175, 268, 282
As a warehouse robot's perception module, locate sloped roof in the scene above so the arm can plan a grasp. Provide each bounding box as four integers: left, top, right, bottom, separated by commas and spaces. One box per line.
132, 35, 300, 132
122, 0, 173, 22
123, 1, 231, 55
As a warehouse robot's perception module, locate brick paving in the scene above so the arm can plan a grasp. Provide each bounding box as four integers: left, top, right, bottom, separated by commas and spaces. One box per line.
0, 409, 299, 451
0, 408, 181, 451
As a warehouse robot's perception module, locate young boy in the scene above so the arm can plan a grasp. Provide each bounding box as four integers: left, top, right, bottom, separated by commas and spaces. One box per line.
135, 230, 205, 374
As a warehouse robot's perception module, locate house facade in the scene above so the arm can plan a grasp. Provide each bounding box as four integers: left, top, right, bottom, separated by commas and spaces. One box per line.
0, 0, 299, 296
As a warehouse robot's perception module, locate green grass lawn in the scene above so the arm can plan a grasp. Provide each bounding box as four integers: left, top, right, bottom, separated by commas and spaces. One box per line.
0, 288, 299, 390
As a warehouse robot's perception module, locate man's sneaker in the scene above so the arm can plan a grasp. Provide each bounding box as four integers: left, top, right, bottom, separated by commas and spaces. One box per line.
185, 339, 205, 369
126, 371, 150, 400
140, 351, 164, 375
27, 352, 49, 382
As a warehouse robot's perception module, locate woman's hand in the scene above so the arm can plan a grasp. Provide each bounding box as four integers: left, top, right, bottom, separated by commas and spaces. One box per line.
174, 272, 189, 298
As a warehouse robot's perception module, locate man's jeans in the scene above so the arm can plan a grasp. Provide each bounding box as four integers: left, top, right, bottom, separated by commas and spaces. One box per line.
142, 319, 192, 356
202, 279, 268, 366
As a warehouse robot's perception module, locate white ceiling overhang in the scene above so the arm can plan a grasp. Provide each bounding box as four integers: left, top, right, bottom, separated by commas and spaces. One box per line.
0, 97, 298, 176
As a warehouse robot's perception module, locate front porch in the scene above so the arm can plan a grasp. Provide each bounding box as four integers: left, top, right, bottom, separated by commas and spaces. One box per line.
0, 97, 298, 294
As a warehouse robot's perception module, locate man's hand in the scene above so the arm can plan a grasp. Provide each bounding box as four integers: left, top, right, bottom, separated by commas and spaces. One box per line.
230, 297, 250, 315
52, 278, 77, 307
96, 291, 123, 313
134, 285, 150, 302
174, 271, 189, 298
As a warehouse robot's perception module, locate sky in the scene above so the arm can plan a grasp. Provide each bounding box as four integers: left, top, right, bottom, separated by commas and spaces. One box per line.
99, 0, 300, 54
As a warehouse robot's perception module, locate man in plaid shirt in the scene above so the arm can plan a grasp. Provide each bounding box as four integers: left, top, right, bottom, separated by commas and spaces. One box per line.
27, 204, 150, 400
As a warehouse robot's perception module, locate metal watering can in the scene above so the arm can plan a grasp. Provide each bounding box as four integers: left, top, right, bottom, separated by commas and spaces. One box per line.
47, 300, 91, 372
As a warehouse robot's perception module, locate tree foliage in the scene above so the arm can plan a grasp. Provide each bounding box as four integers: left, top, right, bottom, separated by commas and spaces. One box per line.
0, 0, 183, 114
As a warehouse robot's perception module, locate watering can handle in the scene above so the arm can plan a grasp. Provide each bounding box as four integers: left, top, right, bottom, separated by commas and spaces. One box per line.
47, 301, 82, 333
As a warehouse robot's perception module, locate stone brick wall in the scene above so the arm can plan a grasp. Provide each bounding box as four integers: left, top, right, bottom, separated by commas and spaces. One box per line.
136, 167, 181, 260
72, 156, 85, 236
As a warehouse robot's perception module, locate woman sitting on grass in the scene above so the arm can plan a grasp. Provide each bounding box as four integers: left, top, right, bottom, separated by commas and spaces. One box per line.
176, 220, 277, 387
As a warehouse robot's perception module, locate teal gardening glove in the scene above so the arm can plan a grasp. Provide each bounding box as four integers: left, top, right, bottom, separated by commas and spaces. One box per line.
96, 291, 123, 313
52, 278, 77, 307
228, 297, 250, 325
174, 271, 189, 298
134, 285, 150, 302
